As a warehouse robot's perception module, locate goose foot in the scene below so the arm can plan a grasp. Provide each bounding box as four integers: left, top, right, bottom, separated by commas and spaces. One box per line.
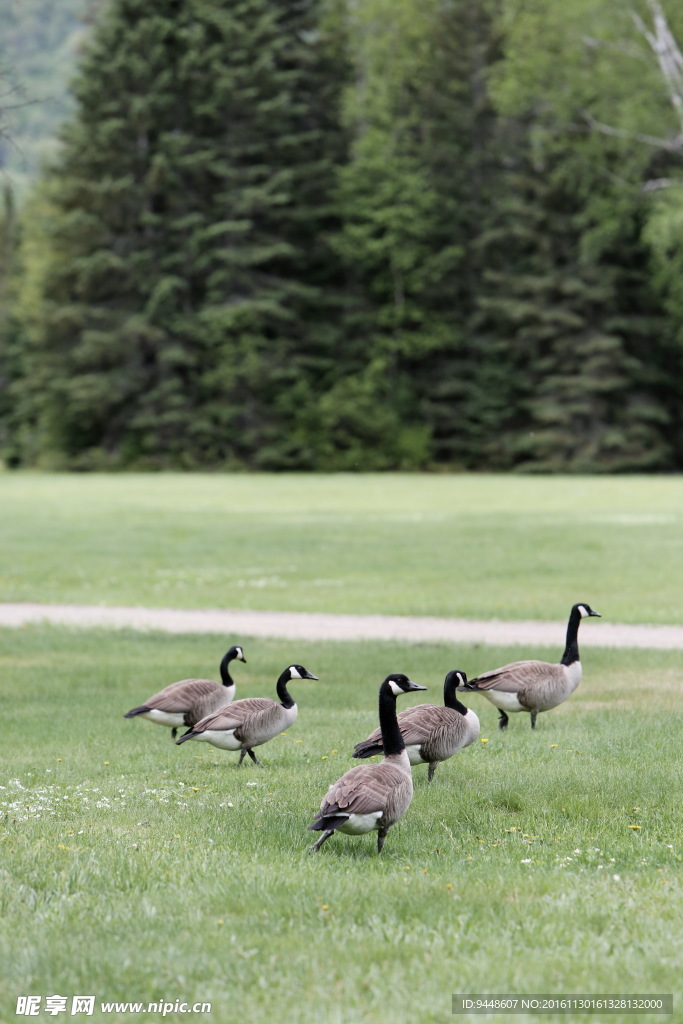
530, 712, 538, 730
309, 829, 334, 853
247, 749, 264, 767
377, 827, 389, 854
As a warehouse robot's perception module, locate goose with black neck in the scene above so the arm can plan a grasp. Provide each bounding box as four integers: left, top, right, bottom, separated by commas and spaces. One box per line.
353, 669, 479, 781
464, 603, 601, 730
124, 645, 246, 740
309, 673, 427, 853
176, 663, 318, 765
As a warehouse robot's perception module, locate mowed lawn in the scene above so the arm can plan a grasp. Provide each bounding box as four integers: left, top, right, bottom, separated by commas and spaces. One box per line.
1, 472, 683, 622
1, 627, 680, 1024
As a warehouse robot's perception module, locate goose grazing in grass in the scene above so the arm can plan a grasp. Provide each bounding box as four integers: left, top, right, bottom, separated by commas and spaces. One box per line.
309, 673, 427, 854
352, 670, 479, 781
464, 602, 601, 730
124, 645, 246, 739
175, 664, 318, 765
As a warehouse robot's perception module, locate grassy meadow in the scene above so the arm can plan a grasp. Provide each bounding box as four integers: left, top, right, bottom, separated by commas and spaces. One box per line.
1, 473, 682, 1023
1, 472, 683, 621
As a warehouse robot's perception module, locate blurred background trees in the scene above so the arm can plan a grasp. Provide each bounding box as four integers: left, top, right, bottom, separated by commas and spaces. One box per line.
1, 0, 683, 470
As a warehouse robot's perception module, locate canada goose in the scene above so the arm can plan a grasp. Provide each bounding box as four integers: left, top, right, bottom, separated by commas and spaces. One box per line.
123, 645, 246, 739
175, 663, 318, 765
464, 603, 601, 729
309, 673, 427, 854
352, 670, 479, 781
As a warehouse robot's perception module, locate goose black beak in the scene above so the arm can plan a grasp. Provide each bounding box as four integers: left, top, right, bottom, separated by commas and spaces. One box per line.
305, 672, 319, 680
406, 681, 428, 692
590, 610, 602, 617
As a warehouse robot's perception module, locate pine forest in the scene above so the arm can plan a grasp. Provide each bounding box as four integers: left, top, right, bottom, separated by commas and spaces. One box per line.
2, 0, 683, 472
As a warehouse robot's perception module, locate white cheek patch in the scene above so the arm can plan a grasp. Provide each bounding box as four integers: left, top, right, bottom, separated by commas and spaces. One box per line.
456, 673, 466, 688
389, 680, 404, 696
578, 605, 589, 617
236, 648, 244, 660
289, 666, 302, 679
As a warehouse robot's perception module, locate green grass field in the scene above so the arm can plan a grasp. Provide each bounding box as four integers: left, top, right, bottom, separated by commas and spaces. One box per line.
1, 473, 681, 1023
1, 627, 680, 1024
1, 472, 683, 621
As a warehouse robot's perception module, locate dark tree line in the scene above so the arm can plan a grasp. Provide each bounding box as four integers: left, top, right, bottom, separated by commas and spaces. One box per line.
1, 0, 683, 471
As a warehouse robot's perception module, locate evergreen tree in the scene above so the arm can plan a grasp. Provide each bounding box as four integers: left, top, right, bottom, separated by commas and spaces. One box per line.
12, 0, 348, 468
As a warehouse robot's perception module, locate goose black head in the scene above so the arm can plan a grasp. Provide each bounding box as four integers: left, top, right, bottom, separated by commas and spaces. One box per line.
574, 603, 601, 619
384, 673, 427, 696
444, 669, 468, 691
227, 645, 247, 663
286, 665, 319, 680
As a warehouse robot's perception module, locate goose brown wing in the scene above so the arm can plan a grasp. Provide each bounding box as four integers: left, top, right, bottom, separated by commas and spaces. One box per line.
320, 763, 408, 817
394, 704, 451, 745
470, 659, 554, 692
359, 704, 441, 748
193, 697, 274, 733
144, 679, 220, 712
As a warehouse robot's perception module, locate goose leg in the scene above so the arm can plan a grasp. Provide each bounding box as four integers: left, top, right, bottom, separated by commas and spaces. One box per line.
171, 727, 178, 740
427, 762, 438, 782
238, 748, 247, 766
377, 826, 389, 854
247, 749, 264, 767
530, 711, 538, 730
498, 710, 509, 731
309, 829, 334, 853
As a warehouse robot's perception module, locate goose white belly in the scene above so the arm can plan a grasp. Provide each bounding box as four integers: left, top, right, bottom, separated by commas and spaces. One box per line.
141, 709, 185, 729
193, 729, 242, 750
338, 811, 383, 835
405, 744, 426, 765
481, 691, 525, 713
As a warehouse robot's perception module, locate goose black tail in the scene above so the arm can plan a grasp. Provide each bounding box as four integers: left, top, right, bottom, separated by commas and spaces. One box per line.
308, 815, 349, 833
352, 741, 383, 759
175, 729, 196, 744
124, 706, 150, 718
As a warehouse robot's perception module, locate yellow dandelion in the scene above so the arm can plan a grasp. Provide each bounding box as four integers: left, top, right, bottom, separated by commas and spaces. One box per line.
446, 883, 453, 890
566, 749, 573, 753
632, 806, 640, 811
466, 856, 473, 861
480, 738, 489, 743
57, 757, 63, 762
422, 868, 428, 874
404, 866, 411, 870
57, 844, 70, 850
549, 744, 558, 748
331, 750, 337, 754
217, 919, 224, 925
321, 756, 328, 760
103, 761, 110, 765
629, 824, 641, 830
295, 739, 303, 743
192, 787, 200, 792
321, 904, 329, 910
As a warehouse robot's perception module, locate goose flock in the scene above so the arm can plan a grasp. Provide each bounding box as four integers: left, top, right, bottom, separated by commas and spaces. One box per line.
124, 602, 600, 855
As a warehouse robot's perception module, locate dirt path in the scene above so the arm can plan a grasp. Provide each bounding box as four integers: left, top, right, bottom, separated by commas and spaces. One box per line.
0, 602, 682, 649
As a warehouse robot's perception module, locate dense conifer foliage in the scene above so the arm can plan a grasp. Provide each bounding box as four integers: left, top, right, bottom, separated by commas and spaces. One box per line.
1, 0, 683, 470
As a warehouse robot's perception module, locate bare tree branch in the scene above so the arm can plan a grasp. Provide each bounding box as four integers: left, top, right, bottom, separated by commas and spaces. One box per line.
581, 110, 683, 153
632, 0, 683, 134
641, 176, 683, 192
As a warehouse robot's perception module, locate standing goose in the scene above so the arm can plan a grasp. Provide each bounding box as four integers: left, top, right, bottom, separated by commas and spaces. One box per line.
175, 664, 318, 765
464, 602, 601, 729
352, 670, 479, 781
124, 645, 246, 739
309, 673, 427, 854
